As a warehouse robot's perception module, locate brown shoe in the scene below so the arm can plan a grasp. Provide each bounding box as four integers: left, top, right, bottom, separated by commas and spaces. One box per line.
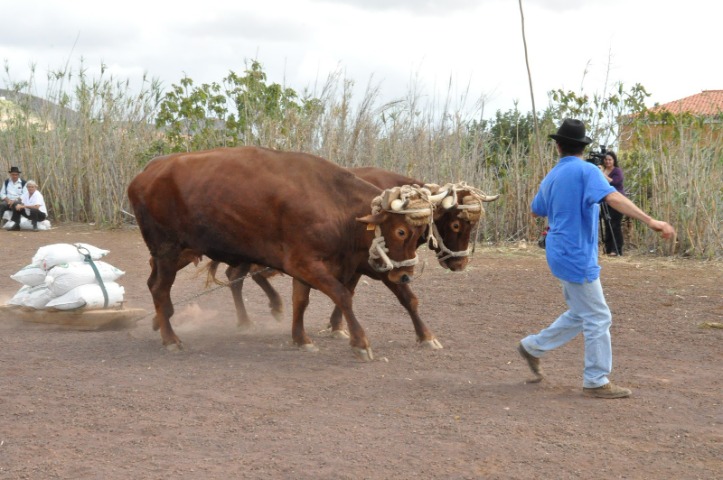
583, 383, 632, 399
518, 343, 544, 383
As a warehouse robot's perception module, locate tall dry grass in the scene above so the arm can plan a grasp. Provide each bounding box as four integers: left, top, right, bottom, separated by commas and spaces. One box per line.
623, 117, 722, 258
0, 62, 161, 226
1, 64, 719, 257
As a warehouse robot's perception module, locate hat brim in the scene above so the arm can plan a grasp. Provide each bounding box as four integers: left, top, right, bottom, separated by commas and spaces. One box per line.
549, 133, 592, 146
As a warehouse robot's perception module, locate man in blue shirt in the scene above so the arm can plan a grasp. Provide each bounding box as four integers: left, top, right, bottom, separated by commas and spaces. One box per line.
518, 119, 676, 399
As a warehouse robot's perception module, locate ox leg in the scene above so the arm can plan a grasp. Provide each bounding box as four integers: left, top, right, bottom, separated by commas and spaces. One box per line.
226, 264, 252, 328
289, 264, 372, 361
148, 256, 183, 349
148, 257, 160, 331
328, 273, 362, 339
252, 273, 284, 322
291, 278, 318, 352
323, 283, 373, 361
381, 278, 443, 349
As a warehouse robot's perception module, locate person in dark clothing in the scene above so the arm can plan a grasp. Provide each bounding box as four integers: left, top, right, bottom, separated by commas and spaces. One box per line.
599, 151, 625, 255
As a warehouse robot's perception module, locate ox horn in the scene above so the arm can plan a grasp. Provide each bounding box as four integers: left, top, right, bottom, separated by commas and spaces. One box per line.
428, 189, 451, 204
462, 196, 482, 211
390, 198, 408, 211
480, 193, 500, 202
441, 195, 457, 210
381, 188, 402, 211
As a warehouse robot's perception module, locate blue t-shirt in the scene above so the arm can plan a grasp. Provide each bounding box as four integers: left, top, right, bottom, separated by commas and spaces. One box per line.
531, 156, 615, 283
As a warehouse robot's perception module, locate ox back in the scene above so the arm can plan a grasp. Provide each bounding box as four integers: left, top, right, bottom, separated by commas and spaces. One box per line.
349, 167, 421, 192
130, 147, 372, 270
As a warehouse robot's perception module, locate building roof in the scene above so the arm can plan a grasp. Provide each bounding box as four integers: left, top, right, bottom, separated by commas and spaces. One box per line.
650, 90, 723, 115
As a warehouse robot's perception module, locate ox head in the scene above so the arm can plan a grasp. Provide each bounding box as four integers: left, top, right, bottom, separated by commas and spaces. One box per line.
425, 182, 500, 271
357, 186, 436, 285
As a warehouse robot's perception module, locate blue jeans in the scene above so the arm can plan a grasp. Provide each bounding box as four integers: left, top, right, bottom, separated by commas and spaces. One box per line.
521, 278, 613, 388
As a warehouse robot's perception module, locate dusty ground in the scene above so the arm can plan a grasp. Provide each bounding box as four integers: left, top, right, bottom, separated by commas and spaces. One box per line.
0, 223, 720, 479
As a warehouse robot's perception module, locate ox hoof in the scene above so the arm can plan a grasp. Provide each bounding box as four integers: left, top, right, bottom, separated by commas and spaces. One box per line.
330, 329, 350, 339
271, 310, 284, 323
298, 343, 319, 353
419, 338, 444, 350
164, 342, 183, 352
352, 347, 374, 362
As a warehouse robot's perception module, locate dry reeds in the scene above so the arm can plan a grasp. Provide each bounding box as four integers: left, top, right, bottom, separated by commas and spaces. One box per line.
1, 62, 720, 257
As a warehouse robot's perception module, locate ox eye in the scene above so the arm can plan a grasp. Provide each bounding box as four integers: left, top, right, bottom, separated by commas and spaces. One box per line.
396, 228, 408, 239
450, 221, 461, 233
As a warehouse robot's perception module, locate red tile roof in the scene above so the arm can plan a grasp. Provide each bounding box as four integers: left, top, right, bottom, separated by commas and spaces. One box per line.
650, 90, 723, 115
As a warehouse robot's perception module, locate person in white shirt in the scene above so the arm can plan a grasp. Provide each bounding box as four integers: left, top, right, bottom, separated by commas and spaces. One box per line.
0, 166, 27, 225
8, 180, 47, 231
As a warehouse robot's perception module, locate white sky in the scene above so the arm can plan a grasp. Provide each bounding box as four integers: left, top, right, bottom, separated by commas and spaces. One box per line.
1, 0, 720, 117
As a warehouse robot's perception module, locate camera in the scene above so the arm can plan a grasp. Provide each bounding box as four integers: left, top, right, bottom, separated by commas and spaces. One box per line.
586, 145, 607, 166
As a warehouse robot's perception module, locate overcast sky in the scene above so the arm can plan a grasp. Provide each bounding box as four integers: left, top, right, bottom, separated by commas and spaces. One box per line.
1, 0, 720, 118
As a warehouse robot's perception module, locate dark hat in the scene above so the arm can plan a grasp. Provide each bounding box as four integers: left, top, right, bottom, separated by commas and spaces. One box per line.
8, 166, 21, 174
548, 118, 592, 146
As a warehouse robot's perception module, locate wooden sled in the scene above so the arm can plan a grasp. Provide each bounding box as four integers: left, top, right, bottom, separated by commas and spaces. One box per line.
1, 304, 147, 331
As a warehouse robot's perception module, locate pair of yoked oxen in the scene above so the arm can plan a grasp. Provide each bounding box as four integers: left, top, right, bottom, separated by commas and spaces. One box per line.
128, 146, 498, 361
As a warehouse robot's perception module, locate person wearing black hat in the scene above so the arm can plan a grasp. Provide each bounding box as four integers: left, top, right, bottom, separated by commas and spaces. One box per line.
517, 118, 675, 399
1, 166, 27, 226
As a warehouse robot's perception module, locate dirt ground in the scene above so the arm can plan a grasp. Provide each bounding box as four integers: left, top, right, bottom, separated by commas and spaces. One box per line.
0, 223, 720, 479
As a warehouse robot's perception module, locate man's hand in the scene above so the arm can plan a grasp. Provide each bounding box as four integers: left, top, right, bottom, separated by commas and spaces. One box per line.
604, 191, 677, 242
648, 219, 676, 239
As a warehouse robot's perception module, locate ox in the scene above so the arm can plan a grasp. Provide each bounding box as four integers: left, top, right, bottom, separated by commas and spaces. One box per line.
213, 166, 499, 348
128, 147, 441, 360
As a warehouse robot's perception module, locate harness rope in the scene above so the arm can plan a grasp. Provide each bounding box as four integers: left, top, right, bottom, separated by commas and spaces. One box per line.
135, 265, 275, 322
430, 222, 470, 263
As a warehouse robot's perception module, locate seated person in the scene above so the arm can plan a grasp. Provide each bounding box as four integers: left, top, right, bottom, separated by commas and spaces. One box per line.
8, 180, 47, 231
1, 166, 26, 224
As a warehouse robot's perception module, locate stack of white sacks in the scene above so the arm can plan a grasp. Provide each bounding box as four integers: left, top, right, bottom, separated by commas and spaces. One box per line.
1, 210, 52, 230
8, 243, 125, 310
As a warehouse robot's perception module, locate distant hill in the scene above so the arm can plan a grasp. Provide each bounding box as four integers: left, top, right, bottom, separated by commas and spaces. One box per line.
0, 89, 78, 129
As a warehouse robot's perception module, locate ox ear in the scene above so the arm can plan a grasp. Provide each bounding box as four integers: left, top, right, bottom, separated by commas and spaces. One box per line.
357, 211, 389, 229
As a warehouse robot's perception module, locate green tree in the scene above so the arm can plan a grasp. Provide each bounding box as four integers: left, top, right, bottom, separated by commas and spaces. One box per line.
155, 60, 318, 153
548, 82, 650, 148
154, 76, 228, 152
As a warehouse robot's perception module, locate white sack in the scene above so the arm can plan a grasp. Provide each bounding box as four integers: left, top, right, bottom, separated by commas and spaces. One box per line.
44, 261, 125, 297
32, 243, 109, 270
45, 282, 125, 311
7, 284, 32, 306
18, 217, 52, 231
14, 284, 54, 309
10, 264, 47, 287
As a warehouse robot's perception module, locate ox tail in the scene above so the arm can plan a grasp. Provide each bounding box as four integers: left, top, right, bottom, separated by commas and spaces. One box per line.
203, 261, 226, 288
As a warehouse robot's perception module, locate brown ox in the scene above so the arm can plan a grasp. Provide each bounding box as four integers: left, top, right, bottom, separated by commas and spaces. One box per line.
128, 147, 437, 360
214, 166, 499, 348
